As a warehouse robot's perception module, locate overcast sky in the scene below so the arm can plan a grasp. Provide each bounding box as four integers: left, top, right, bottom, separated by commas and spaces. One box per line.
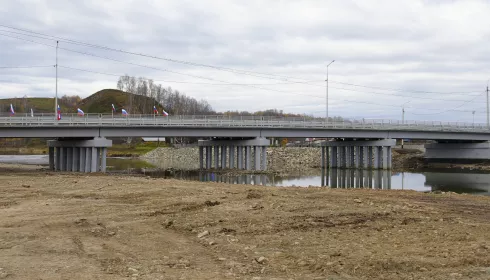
1, 0, 490, 122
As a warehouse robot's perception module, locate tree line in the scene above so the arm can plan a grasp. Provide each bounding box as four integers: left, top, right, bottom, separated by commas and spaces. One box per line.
116, 75, 214, 115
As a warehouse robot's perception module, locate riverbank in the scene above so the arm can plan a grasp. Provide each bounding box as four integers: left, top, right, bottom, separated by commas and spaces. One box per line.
0, 170, 489, 279
143, 146, 425, 171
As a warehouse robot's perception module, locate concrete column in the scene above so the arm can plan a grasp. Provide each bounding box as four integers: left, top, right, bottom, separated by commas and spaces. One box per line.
387, 147, 392, 169
350, 146, 355, 168
254, 146, 261, 170
356, 170, 362, 188
346, 170, 352, 188
331, 147, 338, 168
368, 170, 373, 188
199, 146, 204, 170
377, 147, 383, 169
206, 147, 212, 169
80, 148, 86, 172
321, 146, 326, 169
245, 146, 251, 170
85, 147, 91, 172
49, 147, 55, 171
262, 146, 267, 170
101, 147, 107, 173
354, 146, 360, 169
237, 146, 243, 169
72, 147, 78, 172
60, 147, 65, 171
374, 170, 383, 189
345, 147, 352, 169
368, 146, 375, 169
214, 146, 219, 169
66, 147, 72, 172
382, 147, 388, 169
96, 148, 102, 172
229, 145, 235, 169
338, 147, 344, 168
372, 147, 379, 169
221, 146, 227, 169
325, 145, 330, 169
363, 147, 369, 168
55, 147, 61, 171
90, 147, 97, 173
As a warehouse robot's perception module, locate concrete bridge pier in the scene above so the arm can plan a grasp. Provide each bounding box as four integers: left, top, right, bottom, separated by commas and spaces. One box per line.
322, 139, 396, 170
198, 138, 270, 171
425, 141, 490, 162
48, 137, 112, 173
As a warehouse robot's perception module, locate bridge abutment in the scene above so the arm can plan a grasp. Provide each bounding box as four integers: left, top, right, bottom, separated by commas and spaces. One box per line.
425, 141, 490, 162
322, 139, 396, 169
48, 137, 112, 173
198, 138, 270, 171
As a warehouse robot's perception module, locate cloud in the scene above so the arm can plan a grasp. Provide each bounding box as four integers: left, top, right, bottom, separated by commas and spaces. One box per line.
1, 0, 490, 122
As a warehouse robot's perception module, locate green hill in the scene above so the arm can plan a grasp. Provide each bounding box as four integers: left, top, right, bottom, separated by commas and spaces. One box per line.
0, 89, 164, 115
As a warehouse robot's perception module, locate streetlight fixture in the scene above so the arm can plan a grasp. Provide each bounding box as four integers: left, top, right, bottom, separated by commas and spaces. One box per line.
401, 101, 411, 124
472, 110, 476, 126
326, 60, 335, 122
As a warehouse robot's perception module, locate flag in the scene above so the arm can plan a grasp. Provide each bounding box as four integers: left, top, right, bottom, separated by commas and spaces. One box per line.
30, 108, 33, 117
122, 109, 128, 116
9, 104, 14, 115
112, 104, 116, 112
57, 104, 61, 120
77, 108, 84, 116
162, 110, 169, 116
153, 106, 158, 114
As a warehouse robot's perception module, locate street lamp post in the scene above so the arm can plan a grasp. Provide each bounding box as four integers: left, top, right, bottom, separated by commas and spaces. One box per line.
401, 101, 410, 149
326, 60, 335, 122
473, 110, 476, 127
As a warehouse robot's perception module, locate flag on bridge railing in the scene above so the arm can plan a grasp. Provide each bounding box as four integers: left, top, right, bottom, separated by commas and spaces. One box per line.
57, 105, 61, 120
153, 106, 158, 114
112, 104, 116, 112
122, 109, 128, 116
30, 108, 33, 117
77, 108, 84, 116
9, 104, 14, 115
162, 110, 169, 116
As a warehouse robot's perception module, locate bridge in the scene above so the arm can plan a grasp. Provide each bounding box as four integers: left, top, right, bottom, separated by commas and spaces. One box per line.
1, 114, 489, 173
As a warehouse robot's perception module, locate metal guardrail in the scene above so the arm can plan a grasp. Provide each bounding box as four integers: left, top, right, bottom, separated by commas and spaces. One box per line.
0, 114, 488, 133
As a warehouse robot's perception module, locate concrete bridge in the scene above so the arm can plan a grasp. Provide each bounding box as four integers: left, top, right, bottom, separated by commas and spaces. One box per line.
1, 114, 489, 172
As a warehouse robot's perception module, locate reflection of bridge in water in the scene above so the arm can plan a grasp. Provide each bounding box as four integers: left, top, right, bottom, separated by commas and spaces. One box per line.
153, 169, 392, 189
321, 169, 391, 189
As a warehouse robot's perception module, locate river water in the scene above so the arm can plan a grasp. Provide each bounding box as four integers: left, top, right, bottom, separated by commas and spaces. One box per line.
1, 155, 489, 195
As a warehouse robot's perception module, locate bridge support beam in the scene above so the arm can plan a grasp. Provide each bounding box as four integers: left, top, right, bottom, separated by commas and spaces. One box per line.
198, 138, 270, 171
48, 137, 112, 173
425, 141, 490, 162
322, 139, 395, 170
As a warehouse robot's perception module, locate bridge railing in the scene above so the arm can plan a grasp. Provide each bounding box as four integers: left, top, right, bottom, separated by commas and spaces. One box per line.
0, 114, 488, 132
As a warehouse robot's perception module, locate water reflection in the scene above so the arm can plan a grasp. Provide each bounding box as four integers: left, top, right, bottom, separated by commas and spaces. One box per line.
322, 169, 391, 189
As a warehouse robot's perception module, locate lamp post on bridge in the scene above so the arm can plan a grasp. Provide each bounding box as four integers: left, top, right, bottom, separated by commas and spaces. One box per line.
401, 101, 410, 125
326, 60, 335, 122
487, 79, 490, 129
472, 110, 476, 127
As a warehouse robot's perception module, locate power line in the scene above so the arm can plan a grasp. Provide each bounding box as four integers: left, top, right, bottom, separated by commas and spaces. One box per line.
408, 92, 485, 115
0, 65, 54, 69
1, 31, 483, 113
0, 24, 484, 96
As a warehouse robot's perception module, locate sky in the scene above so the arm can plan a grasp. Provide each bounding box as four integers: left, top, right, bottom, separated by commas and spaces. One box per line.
1, 0, 490, 123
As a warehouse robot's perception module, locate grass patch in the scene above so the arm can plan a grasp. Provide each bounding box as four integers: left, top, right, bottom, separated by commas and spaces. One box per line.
108, 142, 164, 157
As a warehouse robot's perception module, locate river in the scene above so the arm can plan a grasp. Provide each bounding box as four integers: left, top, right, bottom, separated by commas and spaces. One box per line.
1, 155, 489, 195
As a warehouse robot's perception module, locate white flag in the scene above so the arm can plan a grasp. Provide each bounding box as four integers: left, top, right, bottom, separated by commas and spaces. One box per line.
30, 108, 33, 117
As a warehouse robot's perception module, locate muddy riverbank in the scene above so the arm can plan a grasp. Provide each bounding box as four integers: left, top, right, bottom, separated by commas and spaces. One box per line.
0, 169, 489, 279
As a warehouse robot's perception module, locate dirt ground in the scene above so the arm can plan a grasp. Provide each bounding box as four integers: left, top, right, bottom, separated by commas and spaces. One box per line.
1, 166, 490, 279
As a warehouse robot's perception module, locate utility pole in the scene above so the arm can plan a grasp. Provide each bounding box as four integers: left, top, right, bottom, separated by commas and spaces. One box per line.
55, 40, 58, 120
487, 83, 489, 129
473, 110, 476, 126
326, 60, 335, 122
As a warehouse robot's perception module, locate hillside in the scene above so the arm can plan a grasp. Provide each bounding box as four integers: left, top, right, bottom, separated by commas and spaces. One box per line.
0, 89, 164, 115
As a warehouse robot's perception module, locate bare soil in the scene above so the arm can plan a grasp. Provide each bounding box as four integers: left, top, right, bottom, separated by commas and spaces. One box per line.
1, 166, 490, 279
